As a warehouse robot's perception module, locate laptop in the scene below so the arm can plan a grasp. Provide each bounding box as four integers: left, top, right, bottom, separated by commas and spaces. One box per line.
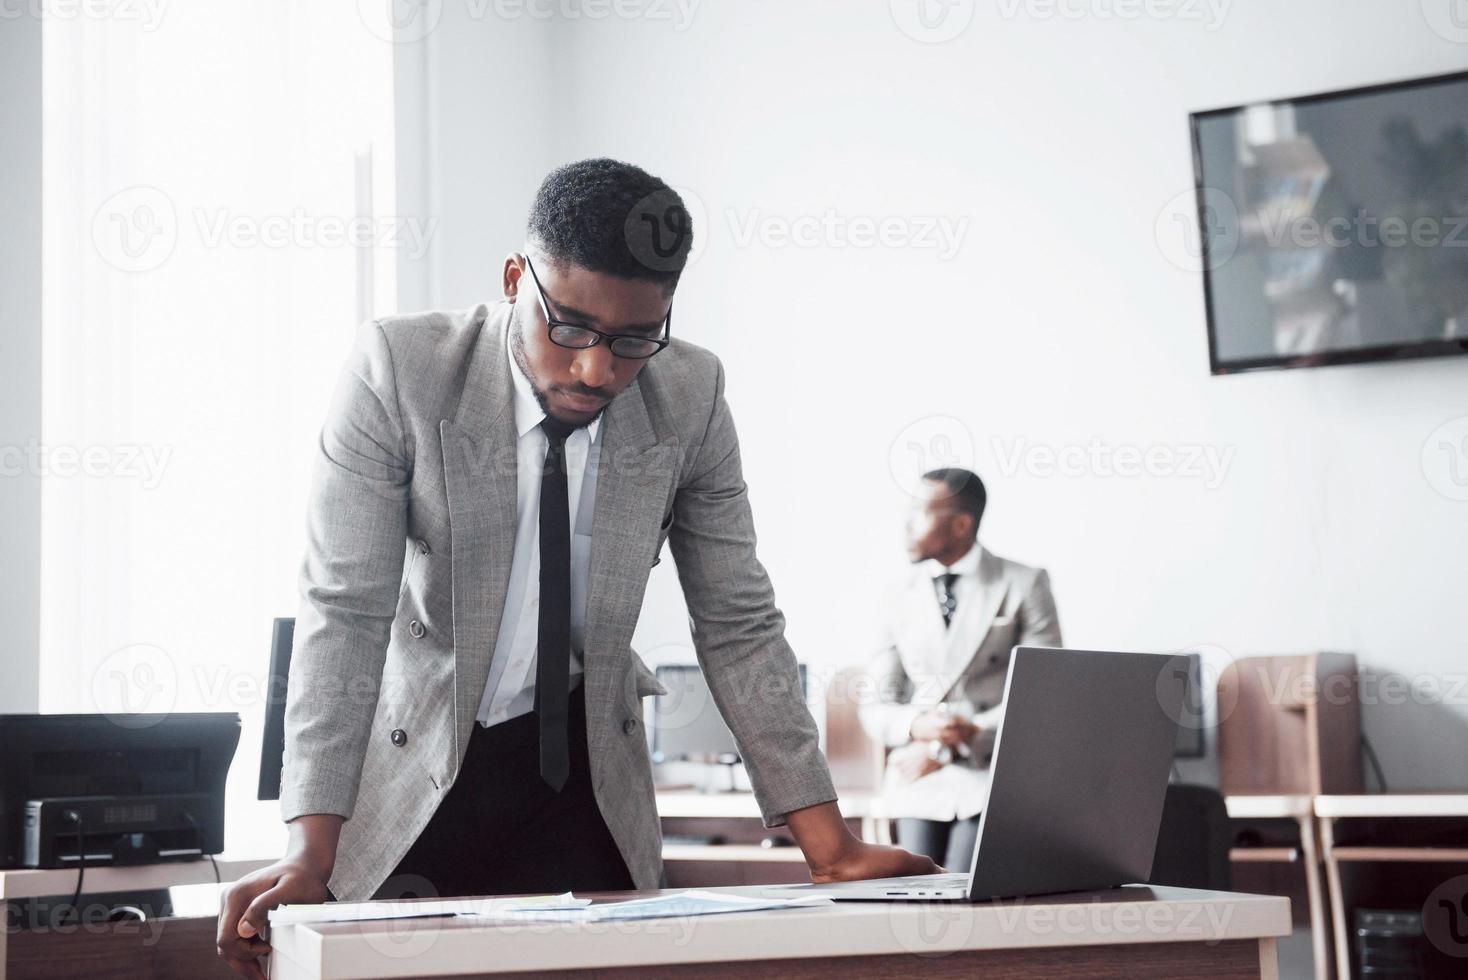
777, 646, 1187, 901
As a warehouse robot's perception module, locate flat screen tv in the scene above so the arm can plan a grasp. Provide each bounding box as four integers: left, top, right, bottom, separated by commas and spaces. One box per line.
1191, 70, 1468, 374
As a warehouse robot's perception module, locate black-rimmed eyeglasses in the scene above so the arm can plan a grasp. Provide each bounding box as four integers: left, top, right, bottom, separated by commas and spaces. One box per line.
522, 254, 671, 360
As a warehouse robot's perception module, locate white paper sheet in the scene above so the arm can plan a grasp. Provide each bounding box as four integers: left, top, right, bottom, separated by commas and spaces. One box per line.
468, 889, 833, 923
268, 892, 590, 926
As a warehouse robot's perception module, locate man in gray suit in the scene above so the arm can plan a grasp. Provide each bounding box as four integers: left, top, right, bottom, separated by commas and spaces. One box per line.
860, 468, 1062, 871
219, 159, 934, 978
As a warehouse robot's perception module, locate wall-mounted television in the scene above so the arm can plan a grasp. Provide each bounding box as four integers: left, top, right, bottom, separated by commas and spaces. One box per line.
1191, 70, 1468, 375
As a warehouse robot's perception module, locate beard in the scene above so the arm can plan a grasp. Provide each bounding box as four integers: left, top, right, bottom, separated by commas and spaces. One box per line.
510, 304, 608, 429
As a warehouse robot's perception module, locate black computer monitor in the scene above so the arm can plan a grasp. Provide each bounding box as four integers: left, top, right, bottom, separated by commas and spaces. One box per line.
650, 663, 808, 764
0, 712, 239, 868
257, 617, 294, 801
1173, 652, 1206, 759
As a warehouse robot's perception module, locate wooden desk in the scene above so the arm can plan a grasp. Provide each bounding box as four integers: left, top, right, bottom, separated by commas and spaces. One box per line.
1313, 793, 1468, 978
0, 854, 274, 980
1224, 795, 1330, 979
268, 884, 1290, 979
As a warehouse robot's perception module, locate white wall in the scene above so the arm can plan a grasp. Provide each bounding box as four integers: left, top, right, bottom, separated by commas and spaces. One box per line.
0, 14, 43, 713
419, 0, 1468, 790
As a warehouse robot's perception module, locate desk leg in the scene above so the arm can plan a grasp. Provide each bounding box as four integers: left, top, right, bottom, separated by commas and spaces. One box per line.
1295, 814, 1332, 980
1319, 816, 1352, 980
1258, 936, 1280, 980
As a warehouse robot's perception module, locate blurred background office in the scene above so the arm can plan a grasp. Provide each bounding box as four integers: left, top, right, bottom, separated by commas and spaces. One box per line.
4, 2, 1468, 977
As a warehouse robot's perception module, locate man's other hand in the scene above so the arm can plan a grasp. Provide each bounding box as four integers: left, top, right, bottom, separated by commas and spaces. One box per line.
810, 840, 943, 883
887, 741, 942, 783
908, 710, 978, 747
217, 856, 331, 980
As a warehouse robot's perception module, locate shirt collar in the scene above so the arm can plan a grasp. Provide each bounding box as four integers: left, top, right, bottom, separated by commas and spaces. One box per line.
505, 314, 603, 444
921, 541, 983, 580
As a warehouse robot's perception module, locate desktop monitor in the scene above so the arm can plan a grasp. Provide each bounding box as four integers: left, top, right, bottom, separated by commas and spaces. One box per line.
257, 617, 295, 801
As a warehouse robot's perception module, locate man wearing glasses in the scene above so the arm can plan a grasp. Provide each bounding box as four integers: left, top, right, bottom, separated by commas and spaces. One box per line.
219, 158, 935, 979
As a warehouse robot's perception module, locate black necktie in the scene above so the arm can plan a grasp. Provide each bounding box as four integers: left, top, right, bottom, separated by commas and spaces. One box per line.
936, 572, 959, 628
536, 416, 576, 791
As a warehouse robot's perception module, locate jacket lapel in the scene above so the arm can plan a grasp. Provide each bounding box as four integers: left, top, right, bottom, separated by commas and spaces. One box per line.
893, 573, 949, 706
582, 380, 675, 763
936, 549, 1009, 698
441, 305, 520, 762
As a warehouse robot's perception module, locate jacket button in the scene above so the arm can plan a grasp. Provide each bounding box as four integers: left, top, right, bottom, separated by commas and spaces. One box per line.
408, 620, 426, 638
977, 702, 991, 712
417, 539, 430, 555
622, 718, 638, 735
391, 728, 408, 747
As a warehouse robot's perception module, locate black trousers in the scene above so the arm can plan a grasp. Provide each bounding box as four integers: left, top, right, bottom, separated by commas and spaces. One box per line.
335, 685, 633, 901
895, 815, 981, 872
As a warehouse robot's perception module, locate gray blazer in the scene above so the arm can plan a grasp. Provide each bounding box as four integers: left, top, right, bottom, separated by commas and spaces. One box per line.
280, 301, 836, 901
858, 549, 1061, 821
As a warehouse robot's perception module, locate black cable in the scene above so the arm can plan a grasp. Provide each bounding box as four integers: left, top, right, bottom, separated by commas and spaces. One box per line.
65, 809, 85, 926
1361, 735, 1389, 793
182, 812, 221, 889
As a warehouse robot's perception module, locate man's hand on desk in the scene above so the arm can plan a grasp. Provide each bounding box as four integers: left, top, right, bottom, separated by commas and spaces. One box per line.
785, 800, 943, 882
909, 710, 980, 748
217, 814, 341, 980
887, 741, 942, 783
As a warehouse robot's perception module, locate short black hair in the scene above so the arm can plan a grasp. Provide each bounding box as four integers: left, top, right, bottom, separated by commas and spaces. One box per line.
527, 158, 692, 289
923, 467, 987, 529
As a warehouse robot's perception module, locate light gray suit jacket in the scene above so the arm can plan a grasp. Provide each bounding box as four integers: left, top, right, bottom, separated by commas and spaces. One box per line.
858, 549, 1061, 821
280, 301, 836, 901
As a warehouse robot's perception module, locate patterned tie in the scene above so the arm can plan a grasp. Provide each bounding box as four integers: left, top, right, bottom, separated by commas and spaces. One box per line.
535, 416, 577, 791
936, 572, 959, 628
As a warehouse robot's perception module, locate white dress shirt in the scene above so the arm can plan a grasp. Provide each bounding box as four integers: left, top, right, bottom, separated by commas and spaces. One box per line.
474, 321, 602, 729
919, 540, 984, 623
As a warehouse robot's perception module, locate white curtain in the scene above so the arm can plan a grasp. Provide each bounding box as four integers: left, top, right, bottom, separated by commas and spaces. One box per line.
41, 3, 400, 859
